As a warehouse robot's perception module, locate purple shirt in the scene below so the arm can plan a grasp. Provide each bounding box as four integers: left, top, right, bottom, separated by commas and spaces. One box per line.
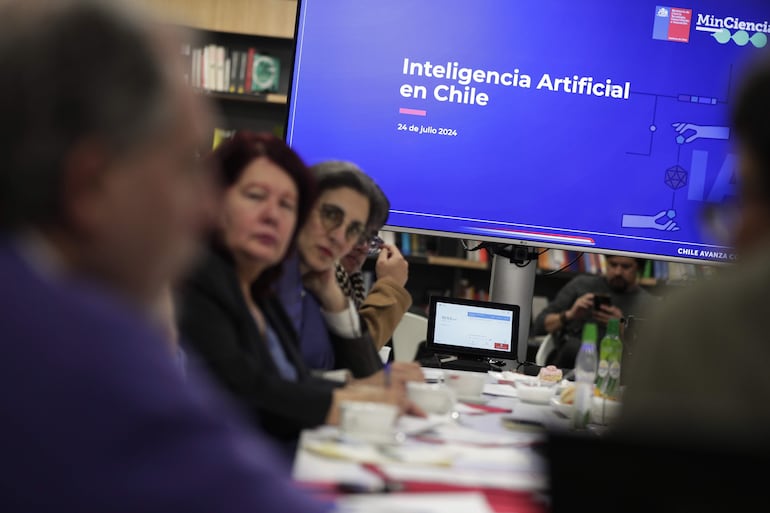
0, 241, 331, 513
274, 253, 336, 371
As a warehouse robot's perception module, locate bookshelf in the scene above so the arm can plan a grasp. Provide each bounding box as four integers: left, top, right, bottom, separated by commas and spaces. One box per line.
150, 0, 298, 142
405, 255, 489, 271
426, 255, 489, 270
183, 29, 295, 140
536, 248, 714, 283
367, 232, 712, 314
196, 91, 288, 105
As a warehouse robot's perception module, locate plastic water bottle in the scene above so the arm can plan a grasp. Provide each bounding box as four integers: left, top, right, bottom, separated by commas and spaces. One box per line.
571, 322, 598, 430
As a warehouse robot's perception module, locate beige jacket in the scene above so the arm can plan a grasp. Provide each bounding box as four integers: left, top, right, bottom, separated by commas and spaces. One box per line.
359, 277, 413, 350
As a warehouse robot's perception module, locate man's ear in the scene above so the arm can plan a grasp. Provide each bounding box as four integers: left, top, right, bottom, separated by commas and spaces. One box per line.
59, 139, 112, 237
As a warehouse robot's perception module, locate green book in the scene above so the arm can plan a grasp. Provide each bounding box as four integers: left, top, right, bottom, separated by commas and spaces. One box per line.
643, 259, 653, 279
250, 54, 280, 93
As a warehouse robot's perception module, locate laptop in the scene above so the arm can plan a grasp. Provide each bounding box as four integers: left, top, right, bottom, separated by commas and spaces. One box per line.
422, 296, 519, 372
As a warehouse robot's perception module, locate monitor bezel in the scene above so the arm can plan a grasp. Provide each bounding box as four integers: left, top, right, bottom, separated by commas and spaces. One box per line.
383, 224, 730, 266
426, 295, 520, 361
283, 0, 736, 267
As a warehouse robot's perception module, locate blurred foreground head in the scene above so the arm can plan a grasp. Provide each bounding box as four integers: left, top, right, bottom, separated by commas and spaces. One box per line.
0, 0, 215, 304
731, 51, 770, 253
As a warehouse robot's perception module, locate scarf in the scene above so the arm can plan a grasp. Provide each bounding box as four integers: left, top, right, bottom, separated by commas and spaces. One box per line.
335, 263, 367, 308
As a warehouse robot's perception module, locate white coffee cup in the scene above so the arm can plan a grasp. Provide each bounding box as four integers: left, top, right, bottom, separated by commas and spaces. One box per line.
339, 401, 399, 442
444, 371, 486, 399
406, 382, 456, 414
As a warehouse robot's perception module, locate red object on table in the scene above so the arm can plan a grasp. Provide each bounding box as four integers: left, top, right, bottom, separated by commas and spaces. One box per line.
396, 480, 546, 513
462, 402, 513, 414
299, 463, 548, 513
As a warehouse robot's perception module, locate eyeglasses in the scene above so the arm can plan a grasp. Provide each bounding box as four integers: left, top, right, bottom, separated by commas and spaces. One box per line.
367, 234, 385, 256
318, 203, 366, 243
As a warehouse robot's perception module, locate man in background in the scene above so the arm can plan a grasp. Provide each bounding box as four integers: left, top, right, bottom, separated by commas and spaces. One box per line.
0, 1, 328, 511
533, 255, 656, 368
618, 52, 770, 445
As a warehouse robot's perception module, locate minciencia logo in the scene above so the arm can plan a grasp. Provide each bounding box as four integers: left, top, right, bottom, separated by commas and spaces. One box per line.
695, 13, 770, 35
694, 12, 769, 47
695, 14, 770, 48
653, 6, 768, 48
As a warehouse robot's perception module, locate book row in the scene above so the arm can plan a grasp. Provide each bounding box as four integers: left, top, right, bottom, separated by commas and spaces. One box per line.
182, 44, 281, 94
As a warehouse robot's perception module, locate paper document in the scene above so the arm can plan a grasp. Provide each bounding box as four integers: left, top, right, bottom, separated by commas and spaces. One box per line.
483, 383, 519, 398
301, 437, 455, 466
334, 492, 494, 513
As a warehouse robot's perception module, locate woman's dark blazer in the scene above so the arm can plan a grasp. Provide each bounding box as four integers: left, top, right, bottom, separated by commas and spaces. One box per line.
176, 250, 341, 442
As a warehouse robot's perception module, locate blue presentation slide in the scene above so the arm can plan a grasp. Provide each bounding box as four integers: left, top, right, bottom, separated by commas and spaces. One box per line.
286, 0, 770, 263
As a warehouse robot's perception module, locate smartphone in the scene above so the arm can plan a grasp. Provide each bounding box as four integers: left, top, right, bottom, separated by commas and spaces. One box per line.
593, 294, 612, 310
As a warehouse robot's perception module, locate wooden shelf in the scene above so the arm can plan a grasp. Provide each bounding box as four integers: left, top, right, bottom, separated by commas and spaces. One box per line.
404, 254, 489, 270
194, 89, 288, 105
428, 255, 489, 270
149, 0, 298, 39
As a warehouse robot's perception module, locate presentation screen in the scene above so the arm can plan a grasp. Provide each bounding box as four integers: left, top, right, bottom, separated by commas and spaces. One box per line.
286, 0, 770, 263
426, 296, 519, 360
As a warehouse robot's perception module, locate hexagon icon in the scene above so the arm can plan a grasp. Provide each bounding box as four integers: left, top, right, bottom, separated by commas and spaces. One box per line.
665, 165, 687, 190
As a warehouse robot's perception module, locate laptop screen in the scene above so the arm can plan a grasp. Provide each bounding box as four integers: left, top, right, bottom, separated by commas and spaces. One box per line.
426, 296, 519, 360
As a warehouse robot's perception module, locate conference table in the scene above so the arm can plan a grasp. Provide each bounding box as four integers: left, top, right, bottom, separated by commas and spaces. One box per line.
290, 368, 601, 513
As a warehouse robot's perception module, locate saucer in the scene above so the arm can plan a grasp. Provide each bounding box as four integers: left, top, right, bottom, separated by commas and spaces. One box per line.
549, 396, 574, 418
456, 395, 489, 405
516, 384, 554, 404
422, 368, 445, 383
338, 430, 398, 445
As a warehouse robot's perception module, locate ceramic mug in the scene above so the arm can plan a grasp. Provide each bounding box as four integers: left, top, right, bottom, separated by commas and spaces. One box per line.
444, 371, 486, 399
339, 401, 399, 442
407, 382, 456, 414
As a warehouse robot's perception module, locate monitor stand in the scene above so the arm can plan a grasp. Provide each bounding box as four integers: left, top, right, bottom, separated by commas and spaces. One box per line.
488, 244, 538, 365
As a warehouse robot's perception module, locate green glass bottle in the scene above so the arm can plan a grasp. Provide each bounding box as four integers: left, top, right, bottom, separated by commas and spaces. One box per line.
596, 318, 622, 399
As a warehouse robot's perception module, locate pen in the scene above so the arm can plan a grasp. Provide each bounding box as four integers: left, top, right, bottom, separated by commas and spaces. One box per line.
383, 362, 391, 387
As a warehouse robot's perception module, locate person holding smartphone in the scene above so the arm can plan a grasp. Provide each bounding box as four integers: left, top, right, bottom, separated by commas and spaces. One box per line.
533, 255, 658, 368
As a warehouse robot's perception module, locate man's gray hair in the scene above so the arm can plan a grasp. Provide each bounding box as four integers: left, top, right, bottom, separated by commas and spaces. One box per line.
0, 0, 173, 230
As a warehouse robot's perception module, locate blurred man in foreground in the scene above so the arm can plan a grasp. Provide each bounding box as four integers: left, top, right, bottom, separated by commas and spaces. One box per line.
0, 1, 328, 511
619, 52, 770, 445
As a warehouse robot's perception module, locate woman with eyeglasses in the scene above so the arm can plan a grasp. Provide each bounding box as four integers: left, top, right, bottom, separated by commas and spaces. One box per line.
275, 161, 424, 382
334, 182, 413, 351
176, 133, 421, 454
